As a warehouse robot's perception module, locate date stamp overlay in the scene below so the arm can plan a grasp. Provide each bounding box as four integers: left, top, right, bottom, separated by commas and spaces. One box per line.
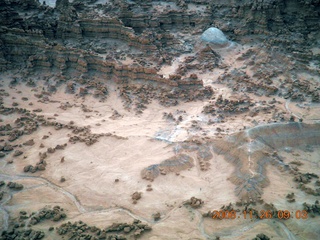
211, 210, 308, 220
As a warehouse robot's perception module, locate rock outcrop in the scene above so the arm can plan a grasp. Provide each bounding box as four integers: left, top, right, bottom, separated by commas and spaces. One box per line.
0, 0, 319, 90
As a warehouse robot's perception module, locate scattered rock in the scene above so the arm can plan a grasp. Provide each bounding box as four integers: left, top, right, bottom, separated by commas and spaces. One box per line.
185, 197, 204, 208
152, 212, 161, 221
13, 150, 23, 157
252, 233, 270, 240
23, 139, 35, 146
7, 182, 24, 190
132, 192, 142, 203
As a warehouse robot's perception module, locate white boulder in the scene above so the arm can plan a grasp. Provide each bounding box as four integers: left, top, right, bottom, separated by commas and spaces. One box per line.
201, 27, 229, 46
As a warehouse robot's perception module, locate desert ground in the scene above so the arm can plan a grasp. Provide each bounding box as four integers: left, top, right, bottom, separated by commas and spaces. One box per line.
0, 0, 320, 239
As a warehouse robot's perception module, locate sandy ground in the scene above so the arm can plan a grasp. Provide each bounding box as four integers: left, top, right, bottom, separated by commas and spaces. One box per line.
0, 41, 319, 239
0, 78, 238, 239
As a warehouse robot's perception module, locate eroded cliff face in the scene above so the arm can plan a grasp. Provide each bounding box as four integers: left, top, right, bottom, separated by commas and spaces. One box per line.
0, 0, 319, 84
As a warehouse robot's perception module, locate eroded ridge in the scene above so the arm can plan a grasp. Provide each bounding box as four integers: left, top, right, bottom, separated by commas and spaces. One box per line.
141, 138, 217, 181
141, 154, 194, 181
212, 122, 320, 201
